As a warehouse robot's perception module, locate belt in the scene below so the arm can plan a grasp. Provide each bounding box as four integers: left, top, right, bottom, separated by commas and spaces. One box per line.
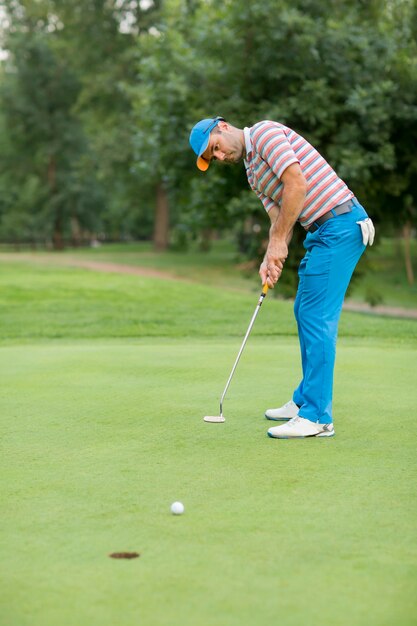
308, 199, 354, 233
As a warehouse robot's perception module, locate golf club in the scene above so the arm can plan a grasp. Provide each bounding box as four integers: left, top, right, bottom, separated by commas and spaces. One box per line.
204, 282, 269, 423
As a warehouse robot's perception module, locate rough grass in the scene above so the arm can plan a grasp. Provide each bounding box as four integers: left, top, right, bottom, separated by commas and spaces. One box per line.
0, 261, 416, 344
1, 234, 415, 307
352, 236, 417, 308
0, 256, 416, 626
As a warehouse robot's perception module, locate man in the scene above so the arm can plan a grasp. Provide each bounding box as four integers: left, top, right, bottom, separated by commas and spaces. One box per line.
189, 117, 375, 439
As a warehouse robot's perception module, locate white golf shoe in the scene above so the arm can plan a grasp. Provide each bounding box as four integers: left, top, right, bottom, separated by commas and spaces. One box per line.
265, 399, 300, 421
267, 416, 335, 439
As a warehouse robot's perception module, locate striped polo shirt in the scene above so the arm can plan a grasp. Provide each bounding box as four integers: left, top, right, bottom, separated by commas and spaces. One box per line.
244, 121, 353, 228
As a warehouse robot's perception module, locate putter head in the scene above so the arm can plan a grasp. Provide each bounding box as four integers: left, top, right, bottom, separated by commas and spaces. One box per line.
203, 415, 225, 423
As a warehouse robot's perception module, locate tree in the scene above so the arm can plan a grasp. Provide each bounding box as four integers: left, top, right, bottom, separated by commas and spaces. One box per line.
0, 26, 103, 248
49, 0, 155, 241
131, 0, 198, 250
174, 0, 417, 290
0, 0, 415, 280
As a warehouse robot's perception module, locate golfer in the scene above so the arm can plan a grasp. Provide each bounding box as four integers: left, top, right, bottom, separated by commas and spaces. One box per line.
189, 117, 375, 439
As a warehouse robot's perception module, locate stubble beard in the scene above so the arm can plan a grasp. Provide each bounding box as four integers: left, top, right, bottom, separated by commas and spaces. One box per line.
225, 145, 244, 164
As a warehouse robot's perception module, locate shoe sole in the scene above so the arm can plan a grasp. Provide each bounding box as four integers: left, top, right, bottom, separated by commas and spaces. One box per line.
264, 414, 294, 421
267, 431, 335, 439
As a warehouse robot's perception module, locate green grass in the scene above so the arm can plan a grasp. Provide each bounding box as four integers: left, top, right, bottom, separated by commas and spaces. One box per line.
1, 239, 255, 291
2, 339, 416, 626
1, 233, 416, 311
4, 234, 414, 308
350, 237, 417, 308
1, 256, 416, 626
0, 261, 416, 344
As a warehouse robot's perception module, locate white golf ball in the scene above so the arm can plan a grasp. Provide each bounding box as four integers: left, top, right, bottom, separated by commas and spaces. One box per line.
171, 501, 185, 515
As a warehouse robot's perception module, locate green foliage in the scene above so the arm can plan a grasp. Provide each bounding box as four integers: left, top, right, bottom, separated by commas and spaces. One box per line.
0, 25, 103, 246
0, 0, 416, 262
365, 284, 385, 307
169, 0, 417, 275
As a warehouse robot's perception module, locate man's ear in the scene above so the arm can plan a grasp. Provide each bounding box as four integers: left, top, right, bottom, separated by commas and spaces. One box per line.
217, 120, 229, 132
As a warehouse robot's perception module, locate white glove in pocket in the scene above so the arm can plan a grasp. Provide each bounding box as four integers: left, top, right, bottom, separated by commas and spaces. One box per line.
356, 218, 375, 246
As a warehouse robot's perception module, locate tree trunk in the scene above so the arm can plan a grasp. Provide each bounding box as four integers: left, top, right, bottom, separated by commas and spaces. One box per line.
70, 216, 82, 247
153, 182, 169, 251
403, 221, 415, 285
48, 155, 64, 251
53, 213, 64, 250
199, 228, 213, 252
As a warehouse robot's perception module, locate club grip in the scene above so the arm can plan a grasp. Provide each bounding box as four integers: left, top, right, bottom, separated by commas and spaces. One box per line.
262, 283, 269, 295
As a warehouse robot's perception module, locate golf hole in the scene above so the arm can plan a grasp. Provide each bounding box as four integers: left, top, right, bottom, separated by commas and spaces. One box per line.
109, 552, 140, 560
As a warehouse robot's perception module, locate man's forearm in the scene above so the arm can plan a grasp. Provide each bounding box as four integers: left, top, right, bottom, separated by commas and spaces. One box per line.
263, 227, 293, 264
269, 183, 306, 245
261, 180, 306, 287
259, 163, 307, 287
265, 226, 293, 252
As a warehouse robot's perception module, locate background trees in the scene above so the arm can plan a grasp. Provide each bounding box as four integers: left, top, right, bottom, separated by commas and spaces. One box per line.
0, 0, 415, 281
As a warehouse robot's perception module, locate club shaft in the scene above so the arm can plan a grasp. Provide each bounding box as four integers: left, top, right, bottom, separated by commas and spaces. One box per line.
220, 290, 267, 416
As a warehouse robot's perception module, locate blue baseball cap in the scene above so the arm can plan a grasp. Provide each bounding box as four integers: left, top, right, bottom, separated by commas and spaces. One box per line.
189, 116, 224, 171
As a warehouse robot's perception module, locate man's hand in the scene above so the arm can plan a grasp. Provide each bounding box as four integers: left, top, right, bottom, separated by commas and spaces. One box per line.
260, 240, 288, 287
259, 261, 269, 286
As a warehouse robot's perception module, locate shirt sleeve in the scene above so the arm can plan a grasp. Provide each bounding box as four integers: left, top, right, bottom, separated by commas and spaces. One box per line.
254, 188, 279, 214
254, 124, 299, 180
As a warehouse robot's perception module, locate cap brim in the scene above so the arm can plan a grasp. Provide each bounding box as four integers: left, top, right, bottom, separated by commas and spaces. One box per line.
197, 156, 210, 171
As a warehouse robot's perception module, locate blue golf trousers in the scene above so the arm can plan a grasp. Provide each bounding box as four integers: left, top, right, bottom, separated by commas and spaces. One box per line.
292, 198, 368, 424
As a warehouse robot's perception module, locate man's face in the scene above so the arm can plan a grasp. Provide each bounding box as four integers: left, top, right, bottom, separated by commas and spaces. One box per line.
202, 122, 245, 165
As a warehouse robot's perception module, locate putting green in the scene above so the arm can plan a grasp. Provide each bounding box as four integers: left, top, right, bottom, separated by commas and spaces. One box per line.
1, 338, 416, 626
